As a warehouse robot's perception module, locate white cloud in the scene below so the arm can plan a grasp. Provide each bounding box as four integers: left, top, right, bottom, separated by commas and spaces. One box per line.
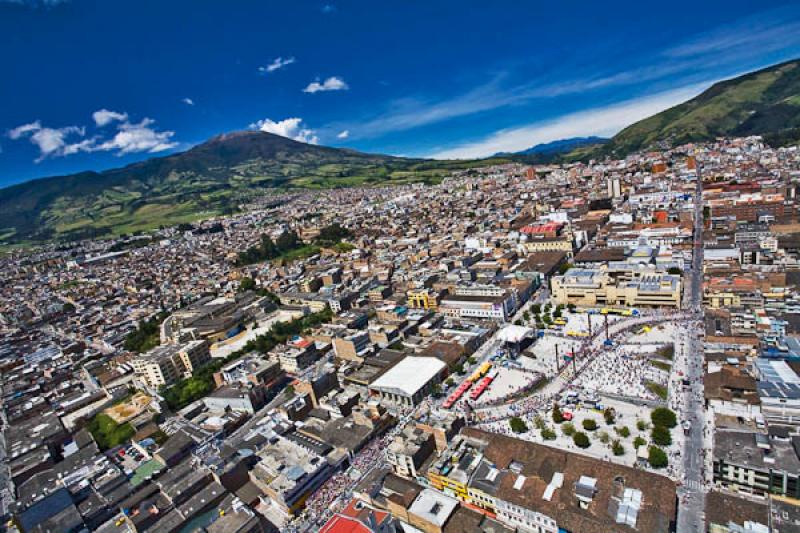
303, 76, 348, 93
95, 118, 177, 155
259, 56, 296, 73
182, 97, 195, 106
7, 113, 177, 160
8, 121, 42, 139
336, 130, 349, 140
665, 14, 800, 59
7, 120, 90, 162
92, 109, 128, 127
249, 117, 319, 144
334, 66, 708, 141
329, 8, 800, 143
429, 83, 709, 160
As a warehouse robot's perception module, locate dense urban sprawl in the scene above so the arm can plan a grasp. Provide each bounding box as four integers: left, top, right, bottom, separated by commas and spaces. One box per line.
2, 136, 800, 532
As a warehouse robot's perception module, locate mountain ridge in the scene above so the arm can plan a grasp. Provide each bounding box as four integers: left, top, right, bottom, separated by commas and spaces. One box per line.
593, 57, 800, 157
0, 131, 503, 244
5, 57, 800, 246
499, 136, 609, 157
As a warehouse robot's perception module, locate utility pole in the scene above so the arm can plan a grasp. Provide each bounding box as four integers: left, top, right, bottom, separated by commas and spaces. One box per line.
587, 312, 592, 336
604, 314, 610, 342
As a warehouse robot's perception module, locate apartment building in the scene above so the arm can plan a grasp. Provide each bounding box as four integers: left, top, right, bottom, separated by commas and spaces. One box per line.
713, 430, 800, 498
132, 339, 210, 389
386, 425, 435, 479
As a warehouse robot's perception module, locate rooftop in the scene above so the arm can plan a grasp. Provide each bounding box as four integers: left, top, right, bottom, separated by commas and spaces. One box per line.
369, 356, 445, 397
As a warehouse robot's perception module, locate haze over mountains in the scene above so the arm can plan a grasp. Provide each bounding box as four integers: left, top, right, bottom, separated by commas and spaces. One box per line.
494, 137, 609, 157
3, 57, 800, 246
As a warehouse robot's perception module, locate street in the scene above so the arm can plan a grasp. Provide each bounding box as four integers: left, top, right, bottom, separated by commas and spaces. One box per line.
676, 157, 706, 532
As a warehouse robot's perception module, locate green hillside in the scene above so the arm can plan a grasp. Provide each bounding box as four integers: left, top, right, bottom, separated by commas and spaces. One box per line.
0, 131, 506, 245
597, 58, 800, 157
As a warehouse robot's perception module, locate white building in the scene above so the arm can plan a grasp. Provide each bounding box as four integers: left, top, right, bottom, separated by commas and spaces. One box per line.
369, 356, 446, 406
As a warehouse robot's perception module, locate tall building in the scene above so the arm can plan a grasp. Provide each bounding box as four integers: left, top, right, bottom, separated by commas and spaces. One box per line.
607, 177, 622, 198
132, 340, 210, 389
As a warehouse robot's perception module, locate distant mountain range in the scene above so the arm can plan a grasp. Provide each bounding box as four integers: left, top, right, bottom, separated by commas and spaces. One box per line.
0, 131, 502, 244
496, 136, 609, 157
3, 57, 800, 246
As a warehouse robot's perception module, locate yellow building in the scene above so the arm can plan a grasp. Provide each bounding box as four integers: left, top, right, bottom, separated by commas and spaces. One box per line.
704, 290, 741, 309
551, 267, 682, 308
407, 289, 439, 310
521, 237, 573, 255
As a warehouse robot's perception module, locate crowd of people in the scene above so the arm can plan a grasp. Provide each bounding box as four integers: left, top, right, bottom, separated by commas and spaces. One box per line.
299, 433, 392, 527
573, 343, 668, 400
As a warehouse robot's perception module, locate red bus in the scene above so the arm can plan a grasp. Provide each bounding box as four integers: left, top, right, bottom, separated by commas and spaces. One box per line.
443, 380, 473, 408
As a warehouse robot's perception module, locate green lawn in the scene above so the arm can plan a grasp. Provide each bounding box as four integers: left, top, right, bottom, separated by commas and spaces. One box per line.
649, 360, 672, 372
87, 413, 135, 450
646, 382, 668, 400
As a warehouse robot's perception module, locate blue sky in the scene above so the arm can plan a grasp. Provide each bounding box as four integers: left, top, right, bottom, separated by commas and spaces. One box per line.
2, 1, 800, 187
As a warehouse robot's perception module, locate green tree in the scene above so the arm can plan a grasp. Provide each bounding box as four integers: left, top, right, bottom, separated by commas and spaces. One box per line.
648, 446, 668, 468
573, 432, 591, 448
603, 408, 616, 425
636, 419, 649, 431
552, 404, 564, 424
612, 440, 625, 456
651, 407, 678, 429
275, 230, 300, 252
667, 267, 682, 275
582, 419, 598, 431
541, 427, 557, 440
123, 311, 170, 353
561, 422, 576, 436
598, 431, 610, 444
616, 426, 631, 438
239, 277, 256, 292
315, 223, 352, 244
509, 417, 528, 434
651, 425, 672, 446
558, 262, 574, 275
532, 304, 541, 314
633, 436, 647, 449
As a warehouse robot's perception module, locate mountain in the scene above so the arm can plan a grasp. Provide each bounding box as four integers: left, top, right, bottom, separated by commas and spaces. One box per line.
6, 59, 800, 246
0, 131, 503, 244
513, 136, 609, 156
598, 58, 800, 157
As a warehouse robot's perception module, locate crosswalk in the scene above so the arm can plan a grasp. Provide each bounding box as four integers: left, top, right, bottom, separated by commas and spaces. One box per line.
682, 478, 703, 491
